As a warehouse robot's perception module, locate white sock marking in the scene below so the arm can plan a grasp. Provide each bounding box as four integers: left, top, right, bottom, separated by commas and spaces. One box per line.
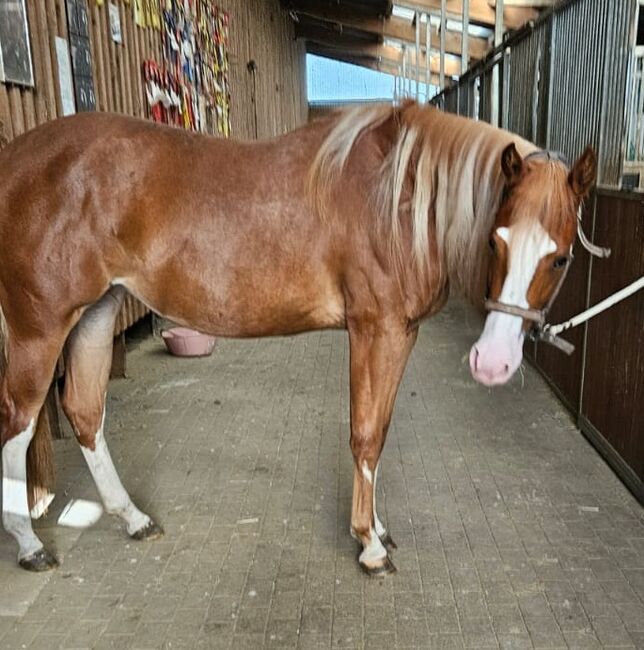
361, 460, 373, 484
372, 462, 386, 538
359, 527, 387, 566
2, 420, 45, 560
80, 408, 150, 535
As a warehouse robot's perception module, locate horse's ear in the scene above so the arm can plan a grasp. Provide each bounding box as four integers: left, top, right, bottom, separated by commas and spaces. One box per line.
501, 143, 522, 185
569, 146, 597, 198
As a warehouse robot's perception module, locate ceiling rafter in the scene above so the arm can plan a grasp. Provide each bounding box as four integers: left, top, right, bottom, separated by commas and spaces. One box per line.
396, 0, 537, 29
291, 5, 488, 60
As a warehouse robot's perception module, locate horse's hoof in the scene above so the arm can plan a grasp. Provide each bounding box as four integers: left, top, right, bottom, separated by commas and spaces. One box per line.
380, 533, 397, 552
130, 520, 164, 541
19, 548, 59, 572
359, 555, 397, 578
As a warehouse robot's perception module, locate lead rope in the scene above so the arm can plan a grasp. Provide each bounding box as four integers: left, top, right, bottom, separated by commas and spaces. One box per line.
542, 276, 644, 341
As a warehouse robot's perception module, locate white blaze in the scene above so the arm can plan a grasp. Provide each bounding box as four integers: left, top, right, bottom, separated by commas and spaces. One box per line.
486, 221, 555, 341
472, 220, 556, 384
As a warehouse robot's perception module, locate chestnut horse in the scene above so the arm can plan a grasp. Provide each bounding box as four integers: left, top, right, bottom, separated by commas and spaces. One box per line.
0, 100, 595, 575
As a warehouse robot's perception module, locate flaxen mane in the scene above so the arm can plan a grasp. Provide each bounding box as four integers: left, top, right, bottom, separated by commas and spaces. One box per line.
308, 101, 547, 300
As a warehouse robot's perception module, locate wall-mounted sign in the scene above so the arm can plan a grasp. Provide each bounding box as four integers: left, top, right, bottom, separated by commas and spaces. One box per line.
55, 37, 76, 116
0, 0, 34, 86
66, 0, 96, 112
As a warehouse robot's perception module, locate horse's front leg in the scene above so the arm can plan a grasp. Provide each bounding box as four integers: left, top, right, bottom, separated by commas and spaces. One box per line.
348, 321, 417, 576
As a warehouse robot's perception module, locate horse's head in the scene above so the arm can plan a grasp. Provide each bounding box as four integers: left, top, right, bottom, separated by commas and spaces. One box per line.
469, 143, 597, 386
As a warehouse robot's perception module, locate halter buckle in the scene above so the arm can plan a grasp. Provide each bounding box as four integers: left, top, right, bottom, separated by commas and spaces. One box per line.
528, 325, 576, 355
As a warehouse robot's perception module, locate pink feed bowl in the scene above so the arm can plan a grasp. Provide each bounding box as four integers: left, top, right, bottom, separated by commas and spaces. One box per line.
161, 327, 216, 357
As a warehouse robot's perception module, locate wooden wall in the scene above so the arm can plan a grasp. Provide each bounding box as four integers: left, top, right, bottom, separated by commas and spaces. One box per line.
0, 0, 307, 142
533, 188, 644, 504
0, 0, 161, 141
218, 0, 307, 139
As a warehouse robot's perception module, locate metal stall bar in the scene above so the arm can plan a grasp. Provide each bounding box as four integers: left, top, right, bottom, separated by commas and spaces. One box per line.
491, 0, 503, 126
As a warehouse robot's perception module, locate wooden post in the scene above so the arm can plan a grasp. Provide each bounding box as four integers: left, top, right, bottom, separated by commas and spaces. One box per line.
110, 332, 127, 378
415, 11, 420, 100
462, 0, 469, 75
440, 0, 446, 90
425, 13, 430, 99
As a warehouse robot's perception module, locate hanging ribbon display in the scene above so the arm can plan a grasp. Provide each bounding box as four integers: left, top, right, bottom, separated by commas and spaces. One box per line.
143, 0, 230, 136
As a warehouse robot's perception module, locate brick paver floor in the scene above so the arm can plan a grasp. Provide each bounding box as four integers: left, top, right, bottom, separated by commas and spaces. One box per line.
1, 300, 643, 649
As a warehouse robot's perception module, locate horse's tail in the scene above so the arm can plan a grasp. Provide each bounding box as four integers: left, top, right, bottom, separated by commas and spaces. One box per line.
0, 297, 55, 516
27, 412, 56, 516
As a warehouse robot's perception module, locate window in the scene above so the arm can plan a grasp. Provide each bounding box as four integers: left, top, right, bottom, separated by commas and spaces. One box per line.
0, 0, 34, 86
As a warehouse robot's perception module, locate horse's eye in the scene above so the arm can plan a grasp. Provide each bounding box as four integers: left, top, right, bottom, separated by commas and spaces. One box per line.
553, 256, 568, 269
489, 237, 496, 252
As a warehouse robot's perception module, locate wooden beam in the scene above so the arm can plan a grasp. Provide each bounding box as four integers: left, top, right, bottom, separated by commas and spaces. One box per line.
489, 0, 554, 5
304, 37, 462, 76
397, 0, 537, 29
307, 42, 443, 86
292, 6, 488, 59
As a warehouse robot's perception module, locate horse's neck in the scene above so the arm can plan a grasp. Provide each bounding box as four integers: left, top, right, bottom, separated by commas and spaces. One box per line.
425, 114, 533, 304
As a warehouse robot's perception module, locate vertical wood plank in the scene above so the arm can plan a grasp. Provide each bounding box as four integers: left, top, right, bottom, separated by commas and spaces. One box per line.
0, 85, 14, 140
8, 88, 25, 136
25, 0, 49, 124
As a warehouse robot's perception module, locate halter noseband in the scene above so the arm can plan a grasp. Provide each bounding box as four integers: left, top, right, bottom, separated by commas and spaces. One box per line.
483, 149, 610, 355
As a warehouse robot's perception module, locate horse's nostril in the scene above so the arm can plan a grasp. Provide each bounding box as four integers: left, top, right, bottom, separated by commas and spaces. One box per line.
503, 364, 510, 374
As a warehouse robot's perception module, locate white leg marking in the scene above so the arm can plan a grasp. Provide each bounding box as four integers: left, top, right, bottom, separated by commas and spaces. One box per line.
372, 463, 386, 539
80, 409, 150, 535
361, 460, 373, 484
2, 420, 45, 560
359, 527, 387, 566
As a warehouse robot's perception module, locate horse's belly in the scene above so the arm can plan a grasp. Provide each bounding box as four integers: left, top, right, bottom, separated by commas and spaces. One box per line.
117, 277, 346, 337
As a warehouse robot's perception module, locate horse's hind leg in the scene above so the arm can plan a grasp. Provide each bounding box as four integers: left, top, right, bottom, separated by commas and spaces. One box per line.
61, 288, 163, 540
2, 337, 63, 570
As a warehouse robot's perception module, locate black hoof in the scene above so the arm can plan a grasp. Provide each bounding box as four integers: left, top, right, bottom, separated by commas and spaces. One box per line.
130, 520, 164, 541
359, 555, 397, 577
380, 533, 397, 552
19, 548, 59, 572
